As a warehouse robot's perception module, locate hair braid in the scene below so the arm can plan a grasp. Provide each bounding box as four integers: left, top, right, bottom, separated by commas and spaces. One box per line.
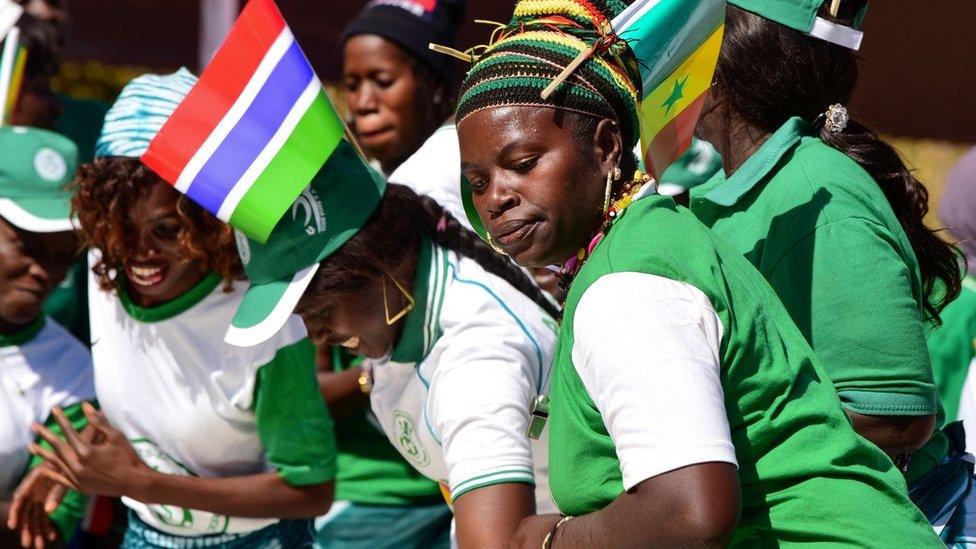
414, 193, 562, 319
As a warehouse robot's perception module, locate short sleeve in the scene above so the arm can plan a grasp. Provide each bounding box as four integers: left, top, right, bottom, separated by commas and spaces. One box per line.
428, 313, 542, 500
254, 338, 338, 486
768, 217, 936, 415
572, 273, 737, 490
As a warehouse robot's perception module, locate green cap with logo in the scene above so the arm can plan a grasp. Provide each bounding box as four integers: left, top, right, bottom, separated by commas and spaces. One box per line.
224, 140, 387, 347
0, 126, 79, 233
729, 0, 867, 50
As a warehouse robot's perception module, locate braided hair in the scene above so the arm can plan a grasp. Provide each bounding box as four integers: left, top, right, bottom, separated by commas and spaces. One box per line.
306, 183, 560, 320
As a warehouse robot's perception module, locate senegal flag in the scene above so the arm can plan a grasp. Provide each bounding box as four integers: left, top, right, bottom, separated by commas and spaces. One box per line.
612, 0, 725, 178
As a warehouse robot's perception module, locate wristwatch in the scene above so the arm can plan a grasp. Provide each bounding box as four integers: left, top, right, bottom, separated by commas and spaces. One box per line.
357, 362, 374, 394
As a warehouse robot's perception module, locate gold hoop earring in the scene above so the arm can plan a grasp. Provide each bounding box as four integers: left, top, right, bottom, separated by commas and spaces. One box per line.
603, 166, 622, 215
486, 233, 505, 255
383, 275, 415, 325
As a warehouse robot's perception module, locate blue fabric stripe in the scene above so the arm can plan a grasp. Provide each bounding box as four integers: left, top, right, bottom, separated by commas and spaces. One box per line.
185, 41, 313, 213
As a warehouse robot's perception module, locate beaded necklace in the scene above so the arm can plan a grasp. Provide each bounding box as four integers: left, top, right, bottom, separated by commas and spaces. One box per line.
558, 170, 651, 294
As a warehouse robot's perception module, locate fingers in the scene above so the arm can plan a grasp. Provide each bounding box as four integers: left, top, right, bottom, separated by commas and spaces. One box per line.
30, 424, 73, 461
50, 407, 83, 449
27, 444, 79, 491
43, 484, 67, 515
81, 403, 114, 438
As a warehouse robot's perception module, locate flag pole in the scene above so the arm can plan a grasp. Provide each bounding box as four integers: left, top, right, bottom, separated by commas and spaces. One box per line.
0, 26, 21, 127
323, 91, 368, 162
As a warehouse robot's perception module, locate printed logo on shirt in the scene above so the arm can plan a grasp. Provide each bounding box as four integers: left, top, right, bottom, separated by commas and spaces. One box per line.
291, 187, 327, 236
392, 410, 430, 467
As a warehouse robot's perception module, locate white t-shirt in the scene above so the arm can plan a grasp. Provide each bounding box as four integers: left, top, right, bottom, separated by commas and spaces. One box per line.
389, 124, 470, 230
0, 319, 94, 499
571, 272, 737, 489
957, 357, 976, 452
88, 269, 314, 535
368, 238, 558, 512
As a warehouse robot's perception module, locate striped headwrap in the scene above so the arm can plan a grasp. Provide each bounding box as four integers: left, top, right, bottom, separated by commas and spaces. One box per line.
95, 68, 197, 159
455, 0, 642, 147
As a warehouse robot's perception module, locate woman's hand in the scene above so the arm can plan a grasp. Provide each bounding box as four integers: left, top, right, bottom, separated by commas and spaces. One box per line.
511, 514, 563, 549
28, 403, 153, 499
7, 465, 64, 549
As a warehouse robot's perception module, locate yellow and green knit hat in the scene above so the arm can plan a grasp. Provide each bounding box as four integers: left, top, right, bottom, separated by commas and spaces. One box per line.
455, 0, 642, 149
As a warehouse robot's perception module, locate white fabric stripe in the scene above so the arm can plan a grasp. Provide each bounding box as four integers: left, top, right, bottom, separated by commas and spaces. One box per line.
0, 199, 75, 232
452, 467, 535, 495
611, 0, 665, 33
423, 246, 441, 355
224, 263, 318, 348
216, 78, 321, 221
807, 16, 864, 51
174, 29, 294, 193
0, 1, 23, 44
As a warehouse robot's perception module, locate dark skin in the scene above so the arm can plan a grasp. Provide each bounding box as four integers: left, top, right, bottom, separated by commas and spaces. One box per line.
342, 34, 445, 174
295, 252, 536, 548
459, 105, 742, 547
696, 91, 937, 458
0, 218, 76, 549
21, 180, 331, 523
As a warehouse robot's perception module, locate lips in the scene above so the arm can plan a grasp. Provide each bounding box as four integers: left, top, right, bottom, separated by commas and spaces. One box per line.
126, 264, 168, 288
491, 218, 538, 248
356, 126, 394, 144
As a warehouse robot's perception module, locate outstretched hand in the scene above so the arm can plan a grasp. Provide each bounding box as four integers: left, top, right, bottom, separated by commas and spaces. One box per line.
28, 403, 152, 499
6, 465, 64, 549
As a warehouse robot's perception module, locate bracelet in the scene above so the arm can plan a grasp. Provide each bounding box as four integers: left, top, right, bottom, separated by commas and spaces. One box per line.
357, 363, 374, 394
542, 515, 574, 549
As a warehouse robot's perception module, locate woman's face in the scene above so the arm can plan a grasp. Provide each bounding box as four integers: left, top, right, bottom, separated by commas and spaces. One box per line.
121, 181, 207, 307
296, 279, 401, 360
0, 218, 76, 327
458, 106, 615, 268
342, 34, 438, 171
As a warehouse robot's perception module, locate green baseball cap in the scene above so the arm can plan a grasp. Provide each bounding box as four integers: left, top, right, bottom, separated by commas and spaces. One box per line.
0, 126, 79, 233
224, 139, 387, 347
729, 0, 867, 50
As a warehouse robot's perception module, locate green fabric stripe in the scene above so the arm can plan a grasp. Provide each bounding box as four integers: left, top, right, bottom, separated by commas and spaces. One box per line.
838, 390, 938, 416
118, 272, 221, 323
391, 236, 433, 364
254, 338, 338, 486
229, 91, 344, 243
430, 246, 449, 348
452, 468, 535, 499
0, 316, 44, 346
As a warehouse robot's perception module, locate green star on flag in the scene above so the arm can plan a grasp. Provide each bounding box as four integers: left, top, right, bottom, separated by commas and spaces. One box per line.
661, 75, 689, 117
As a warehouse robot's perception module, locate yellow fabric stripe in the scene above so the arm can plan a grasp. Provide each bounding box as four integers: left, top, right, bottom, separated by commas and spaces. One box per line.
490, 30, 639, 101
514, 0, 592, 20
638, 25, 724, 155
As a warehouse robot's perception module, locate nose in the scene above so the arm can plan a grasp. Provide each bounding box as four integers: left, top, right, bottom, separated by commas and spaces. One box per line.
26, 260, 50, 289
484, 173, 520, 218
352, 83, 378, 114
127, 227, 159, 260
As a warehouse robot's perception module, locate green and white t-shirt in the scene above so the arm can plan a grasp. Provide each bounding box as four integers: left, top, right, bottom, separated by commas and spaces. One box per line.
0, 318, 93, 497
368, 237, 557, 510
0, 317, 93, 540
550, 191, 941, 546
89, 268, 337, 537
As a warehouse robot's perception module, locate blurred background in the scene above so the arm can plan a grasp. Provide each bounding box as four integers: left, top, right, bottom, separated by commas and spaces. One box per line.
52, 0, 976, 225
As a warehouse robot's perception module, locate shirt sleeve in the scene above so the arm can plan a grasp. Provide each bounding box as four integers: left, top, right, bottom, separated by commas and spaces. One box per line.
572, 272, 737, 491
767, 217, 937, 416
254, 338, 338, 486
27, 402, 89, 542
428, 306, 543, 501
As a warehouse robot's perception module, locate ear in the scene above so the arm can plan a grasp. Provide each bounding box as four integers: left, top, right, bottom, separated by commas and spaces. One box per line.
593, 118, 625, 172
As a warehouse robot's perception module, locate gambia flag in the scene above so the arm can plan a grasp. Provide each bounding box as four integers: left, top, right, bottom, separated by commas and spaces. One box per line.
142, 0, 346, 243
612, 0, 725, 178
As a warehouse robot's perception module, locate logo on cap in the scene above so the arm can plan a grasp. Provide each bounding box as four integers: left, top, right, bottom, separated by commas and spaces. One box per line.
291, 188, 327, 236
33, 148, 68, 182
366, 0, 435, 17
235, 229, 251, 266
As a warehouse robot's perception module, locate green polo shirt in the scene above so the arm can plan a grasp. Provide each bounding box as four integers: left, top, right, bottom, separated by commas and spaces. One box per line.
927, 274, 976, 421
550, 193, 939, 545
690, 117, 945, 483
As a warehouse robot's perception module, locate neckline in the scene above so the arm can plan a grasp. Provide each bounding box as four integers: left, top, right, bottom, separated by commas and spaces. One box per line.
0, 316, 45, 347
118, 272, 223, 323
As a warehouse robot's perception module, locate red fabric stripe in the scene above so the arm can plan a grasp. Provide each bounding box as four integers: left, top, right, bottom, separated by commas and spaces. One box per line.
142, 0, 285, 183
646, 92, 708, 179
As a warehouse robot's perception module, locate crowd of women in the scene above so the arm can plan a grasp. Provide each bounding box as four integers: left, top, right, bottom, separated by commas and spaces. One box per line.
2, 0, 976, 547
